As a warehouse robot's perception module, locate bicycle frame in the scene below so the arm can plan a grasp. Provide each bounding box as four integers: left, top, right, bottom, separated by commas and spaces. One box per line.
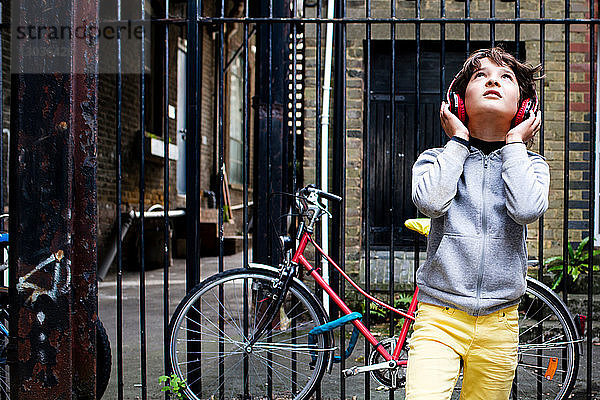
291, 230, 419, 365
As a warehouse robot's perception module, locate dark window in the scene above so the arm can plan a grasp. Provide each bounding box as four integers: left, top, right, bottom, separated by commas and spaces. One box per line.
366, 40, 521, 249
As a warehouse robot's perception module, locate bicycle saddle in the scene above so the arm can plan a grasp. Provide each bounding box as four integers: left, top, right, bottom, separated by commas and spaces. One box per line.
404, 218, 431, 237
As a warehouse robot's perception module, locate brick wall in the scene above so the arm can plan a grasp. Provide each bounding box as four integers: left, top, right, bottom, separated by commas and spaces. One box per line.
95, 0, 258, 260
303, 0, 596, 275
96, 2, 214, 260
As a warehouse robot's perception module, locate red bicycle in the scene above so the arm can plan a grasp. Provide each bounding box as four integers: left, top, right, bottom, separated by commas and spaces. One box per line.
168, 184, 581, 400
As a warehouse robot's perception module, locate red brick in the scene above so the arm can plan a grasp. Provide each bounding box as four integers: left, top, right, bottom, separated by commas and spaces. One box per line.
570, 102, 591, 112
570, 82, 589, 92
570, 43, 591, 53
570, 25, 589, 32
571, 63, 590, 72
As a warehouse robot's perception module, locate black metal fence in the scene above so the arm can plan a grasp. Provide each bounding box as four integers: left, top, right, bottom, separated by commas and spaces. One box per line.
5, 0, 599, 398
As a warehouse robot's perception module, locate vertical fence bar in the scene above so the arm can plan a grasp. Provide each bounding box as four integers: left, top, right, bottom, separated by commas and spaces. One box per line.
268, 0, 273, 273
138, 0, 148, 400
291, 2, 299, 395
292, 3, 298, 196
336, 0, 347, 399
267, 1, 274, 396
363, 0, 372, 397
413, 0, 423, 304
587, 4, 596, 397
315, 1, 323, 398
0, 3, 3, 231
242, 0, 250, 396
389, 0, 397, 374
217, 2, 225, 399
515, 0, 521, 55
186, 0, 203, 393
116, 1, 125, 398
537, 0, 546, 397
139, 0, 148, 398
186, 1, 202, 290
490, 0, 495, 47
465, 0, 471, 56
243, 8, 249, 262
562, 0, 570, 304
342, 3, 347, 396
162, 0, 171, 387
332, 0, 347, 395
537, 0, 545, 286
440, 0, 446, 143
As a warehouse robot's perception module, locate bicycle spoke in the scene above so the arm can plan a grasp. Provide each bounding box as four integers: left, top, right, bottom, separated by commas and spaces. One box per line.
252, 350, 314, 381
189, 304, 240, 344
202, 355, 247, 400
169, 271, 328, 400
211, 289, 245, 340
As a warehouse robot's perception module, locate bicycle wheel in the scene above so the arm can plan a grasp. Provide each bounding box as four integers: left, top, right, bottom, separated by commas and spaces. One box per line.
169, 268, 332, 400
96, 319, 112, 399
0, 286, 8, 400
513, 277, 580, 400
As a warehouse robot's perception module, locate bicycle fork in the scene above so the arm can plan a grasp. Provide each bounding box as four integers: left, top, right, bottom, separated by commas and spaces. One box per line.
246, 265, 295, 347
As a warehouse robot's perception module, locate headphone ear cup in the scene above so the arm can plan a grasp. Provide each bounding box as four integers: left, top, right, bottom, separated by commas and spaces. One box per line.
512, 98, 535, 127
449, 92, 467, 123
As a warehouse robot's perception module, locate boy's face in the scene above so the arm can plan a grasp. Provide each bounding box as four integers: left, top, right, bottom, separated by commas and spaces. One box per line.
464, 57, 520, 124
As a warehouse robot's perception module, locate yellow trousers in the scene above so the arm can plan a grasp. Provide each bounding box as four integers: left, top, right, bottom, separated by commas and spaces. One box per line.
405, 302, 519, 400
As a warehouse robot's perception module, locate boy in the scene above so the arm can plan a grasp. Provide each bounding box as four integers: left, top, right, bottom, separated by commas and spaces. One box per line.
407, 47, 549, 399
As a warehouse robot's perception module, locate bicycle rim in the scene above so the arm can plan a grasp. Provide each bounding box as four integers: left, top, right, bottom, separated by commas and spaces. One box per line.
513, 279, 580, 400
0, 319, 7, 397
169, 269, 329, 400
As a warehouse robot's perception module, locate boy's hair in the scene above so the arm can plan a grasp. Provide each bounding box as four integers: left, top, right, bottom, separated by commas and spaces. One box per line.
452, 47, 543, 103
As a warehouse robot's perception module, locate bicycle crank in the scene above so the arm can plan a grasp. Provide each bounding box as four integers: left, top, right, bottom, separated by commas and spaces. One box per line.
342, 360, 398, 378
369, 337, 409, 389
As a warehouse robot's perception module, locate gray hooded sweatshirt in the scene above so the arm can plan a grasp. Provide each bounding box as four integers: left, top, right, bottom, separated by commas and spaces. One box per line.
412, 140, 550, 316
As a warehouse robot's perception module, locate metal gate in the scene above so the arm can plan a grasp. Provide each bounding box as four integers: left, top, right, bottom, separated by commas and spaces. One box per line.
5, 0, 599, 398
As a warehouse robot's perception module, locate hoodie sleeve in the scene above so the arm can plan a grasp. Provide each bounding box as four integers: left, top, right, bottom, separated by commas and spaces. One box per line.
500, 143, 550, 225
412, 140, 470, 218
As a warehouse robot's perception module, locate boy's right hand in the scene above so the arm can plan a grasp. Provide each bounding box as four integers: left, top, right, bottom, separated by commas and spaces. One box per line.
440, 101, 469, 141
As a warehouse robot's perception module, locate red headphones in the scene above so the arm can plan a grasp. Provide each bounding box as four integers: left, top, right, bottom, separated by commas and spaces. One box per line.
447, 75, 538, 128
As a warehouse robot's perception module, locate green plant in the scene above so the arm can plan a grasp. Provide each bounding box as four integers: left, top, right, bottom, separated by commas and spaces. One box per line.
359, 293, 413, 323
544, 237, 600, 291
394, 293, 413, 309
159, 374, 188, 400
369, 302, 387, 320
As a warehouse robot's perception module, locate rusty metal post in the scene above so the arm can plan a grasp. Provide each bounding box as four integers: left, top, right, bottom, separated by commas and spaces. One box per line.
9, 0, 99, 398
70, 0, 100, 397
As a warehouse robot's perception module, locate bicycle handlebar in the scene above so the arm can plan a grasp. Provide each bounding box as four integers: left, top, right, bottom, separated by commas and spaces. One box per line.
302, 184, 342, 203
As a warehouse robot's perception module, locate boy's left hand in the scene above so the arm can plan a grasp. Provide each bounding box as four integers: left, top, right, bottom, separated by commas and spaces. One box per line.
505, 111, 541, 143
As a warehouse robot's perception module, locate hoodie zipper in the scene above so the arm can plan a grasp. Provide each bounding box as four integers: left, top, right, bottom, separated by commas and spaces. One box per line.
476, 155, 489, 315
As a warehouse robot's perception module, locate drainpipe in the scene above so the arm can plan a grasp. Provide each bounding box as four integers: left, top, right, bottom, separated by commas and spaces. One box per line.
320, 0, 335, 313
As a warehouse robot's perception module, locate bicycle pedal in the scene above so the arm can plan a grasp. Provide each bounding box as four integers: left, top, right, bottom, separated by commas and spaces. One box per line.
342, 366, 359, 377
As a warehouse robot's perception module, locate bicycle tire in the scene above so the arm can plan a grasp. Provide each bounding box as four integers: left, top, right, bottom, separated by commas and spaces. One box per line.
96, 319, 112, 399
0, 287, 111, 400
168, 268, 332, 400
0, 286, 7, 400
512, 277, 580, 400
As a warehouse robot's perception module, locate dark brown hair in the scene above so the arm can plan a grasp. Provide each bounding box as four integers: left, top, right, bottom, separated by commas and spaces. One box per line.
452, 47, 544, 103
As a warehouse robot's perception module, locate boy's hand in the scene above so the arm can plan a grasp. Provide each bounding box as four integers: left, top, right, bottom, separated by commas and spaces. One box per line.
440, 101, 469, 141
505, 111, 541, 143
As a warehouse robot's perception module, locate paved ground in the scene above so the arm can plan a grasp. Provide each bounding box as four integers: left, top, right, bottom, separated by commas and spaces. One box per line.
98, 252, 600, 399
